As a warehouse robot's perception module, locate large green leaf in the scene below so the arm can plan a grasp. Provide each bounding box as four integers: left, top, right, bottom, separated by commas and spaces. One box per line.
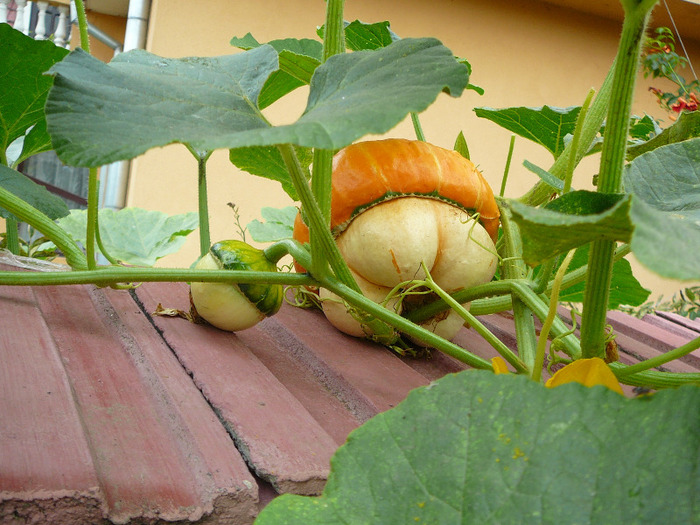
46, 46, 279, 167
507, 191, 633, 266
47, 38, 468, 167
230, 34, 323, 109
475, 105, 581, 158
332, 20, 482, 94
0, 164, 69, 221
624, 138, 700, 280
0, 23, 68, 165
57, 208, 198, 266
255, 371, 700, 524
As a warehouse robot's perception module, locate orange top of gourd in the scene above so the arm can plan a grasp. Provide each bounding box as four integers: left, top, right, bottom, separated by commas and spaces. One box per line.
294, 138, 500, 244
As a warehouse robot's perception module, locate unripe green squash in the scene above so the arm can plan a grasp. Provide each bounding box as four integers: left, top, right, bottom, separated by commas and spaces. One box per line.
190, 240, 283, 331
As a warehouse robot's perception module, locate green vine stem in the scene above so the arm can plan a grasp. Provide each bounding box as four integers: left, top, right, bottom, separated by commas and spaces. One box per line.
532, 249, 575, 382
609, 362, 700, 389
317, 275, 494, 370
310, 148, 334, 278
404, 278, 581, 360
466, 244, 632, 315
499, 135, 516, 198
579, 0, 657, 359
189, 148, 213, 258
73, 0, 91, 53
416, 267, 527, 372
279, 144, 400, 341
71, 0, 99, 269
531, 256, 558, 294
0, 267, 315, 287
614, 336, 700, 379
499, 205, 538, 371
563, 88, 596, 194
0, 186, 87, 269
309, 0, 345, 278
411, 113, 426, 141
4, 217, 20, 254
322, 0, 346, 62
277, 145, 359, 289
85, 168, 99, 269
518, 63, 614, 206
95, 218, 121, 265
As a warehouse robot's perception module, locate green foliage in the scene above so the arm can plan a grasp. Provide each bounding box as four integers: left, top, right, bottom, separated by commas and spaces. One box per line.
56, 208, 198, 266
0, 23, 68, 167
541, 244, 651, 309
0, 228, 58, 260
230, 34, 323, 109
507, 138, 700, 281
621, 285, 700, 320
0, 164, 69, 221
247, 206, 298, 243
229, 145, 312, 201
2, 4, 700, 520
642, 27, 699, 115
474, 105, 582, 158
508, 191, 633, 265
256, 371, 700, 524
627, 111, 700, 160
46, 39, 469, 166
624, 138, 700, 280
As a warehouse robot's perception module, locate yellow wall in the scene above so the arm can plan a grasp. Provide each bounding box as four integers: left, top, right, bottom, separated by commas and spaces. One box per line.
71, 10, 126, 62
128, 0, 700, 299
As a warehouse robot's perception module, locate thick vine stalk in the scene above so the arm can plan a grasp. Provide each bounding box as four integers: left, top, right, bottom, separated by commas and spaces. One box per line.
0, 186, 87, 269
309, 0, 346, 277
579, 0, 658, 359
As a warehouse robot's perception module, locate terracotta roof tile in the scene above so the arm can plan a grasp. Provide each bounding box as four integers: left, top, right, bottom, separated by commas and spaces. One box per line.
1, 271, 697, 523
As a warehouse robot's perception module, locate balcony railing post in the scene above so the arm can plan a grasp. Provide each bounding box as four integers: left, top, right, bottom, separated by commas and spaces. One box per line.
0, 0, 9, 24
53, 2, 69, 47
14, 0, 28, 34
34, 1, 48, 39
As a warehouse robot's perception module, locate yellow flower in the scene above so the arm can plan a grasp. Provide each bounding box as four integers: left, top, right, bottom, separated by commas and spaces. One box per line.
546, 357, 624, 395
491, 356, 510, 375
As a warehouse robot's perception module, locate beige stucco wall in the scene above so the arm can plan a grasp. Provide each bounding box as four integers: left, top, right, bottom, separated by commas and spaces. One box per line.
72, 10, 126, 62
126, 0, 700, 300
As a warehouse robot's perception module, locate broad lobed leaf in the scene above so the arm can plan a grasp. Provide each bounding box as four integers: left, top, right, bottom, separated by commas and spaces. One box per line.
475, 105, 582, 158
255, 371, 700, 524
0, 23, 68, 165
507, 191, 633, 266
57, 208, 198, 266
627, 111, 700, 161
230, 34, 323, 109
46, 38, 469, 167
46, 46, 279, 167
624, 137, 700, 281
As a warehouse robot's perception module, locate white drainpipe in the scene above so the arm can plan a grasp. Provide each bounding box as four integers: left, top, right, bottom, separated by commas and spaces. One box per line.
99, 0, 151, 210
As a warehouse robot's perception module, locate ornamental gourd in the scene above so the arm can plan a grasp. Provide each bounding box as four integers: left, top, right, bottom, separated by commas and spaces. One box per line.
293, 138, 500, 343
190, 240, 283, 331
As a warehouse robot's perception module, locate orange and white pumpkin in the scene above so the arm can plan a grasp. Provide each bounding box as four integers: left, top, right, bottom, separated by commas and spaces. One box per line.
294, 138, 500, 343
